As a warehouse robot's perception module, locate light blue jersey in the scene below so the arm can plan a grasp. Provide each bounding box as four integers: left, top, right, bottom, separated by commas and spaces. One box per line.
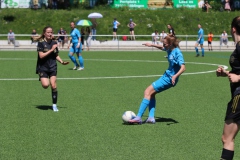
165, 48, 185, 77
70, 28, 81, 44
198, 28, 204, 44
113, 20, 119, 29
152, 48, 185, 92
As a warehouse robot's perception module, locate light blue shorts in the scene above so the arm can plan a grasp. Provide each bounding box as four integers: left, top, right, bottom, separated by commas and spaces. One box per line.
152, 74, 176, 93
196, 40, 204, 45
70, 43, 82, 53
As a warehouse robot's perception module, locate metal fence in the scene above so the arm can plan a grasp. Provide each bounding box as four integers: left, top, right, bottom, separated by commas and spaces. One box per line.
0, 34, 233, 51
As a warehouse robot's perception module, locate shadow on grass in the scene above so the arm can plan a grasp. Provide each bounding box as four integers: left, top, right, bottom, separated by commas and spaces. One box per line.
122, 117, 178, 125
35, 105, 67, 111
155, 117, 179, 125
35, 105, 52, 111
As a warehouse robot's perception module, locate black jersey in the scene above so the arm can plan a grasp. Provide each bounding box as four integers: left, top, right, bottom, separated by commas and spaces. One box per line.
229, 42, 240, 96
36, 39, 59, 74
169, 28, 175, 37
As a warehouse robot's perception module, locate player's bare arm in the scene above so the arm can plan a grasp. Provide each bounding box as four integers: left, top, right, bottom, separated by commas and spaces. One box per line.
38, 44, 58, 59
172, 64, 186, 85
142, 43, 164, 50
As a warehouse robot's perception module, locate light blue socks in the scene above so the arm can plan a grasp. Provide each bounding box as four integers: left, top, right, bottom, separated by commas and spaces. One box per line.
201, 48, 205, 56
148, 99, 156, 118
137, 98, 150, 117
78, 56, 84, 68
195, 47, 198, 54
68, 53, 78, 67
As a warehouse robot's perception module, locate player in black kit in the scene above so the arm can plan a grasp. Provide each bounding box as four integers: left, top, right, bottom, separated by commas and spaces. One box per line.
216, 16, 240, 160
36, 26, 69, 112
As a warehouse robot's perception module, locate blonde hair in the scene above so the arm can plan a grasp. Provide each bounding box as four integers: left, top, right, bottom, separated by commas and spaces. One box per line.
33, 26, 57, 42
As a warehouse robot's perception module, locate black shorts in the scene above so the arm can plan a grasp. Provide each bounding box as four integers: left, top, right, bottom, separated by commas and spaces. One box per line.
38, 71, 57, 81
208, 41, 212, 44
225, 88, 240, 124
113, 28, 117, 32
58, 37, 65, 42
130, 28, 134, 32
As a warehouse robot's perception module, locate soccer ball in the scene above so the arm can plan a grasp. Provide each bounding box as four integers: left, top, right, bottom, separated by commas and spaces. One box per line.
122, 111, 136, 123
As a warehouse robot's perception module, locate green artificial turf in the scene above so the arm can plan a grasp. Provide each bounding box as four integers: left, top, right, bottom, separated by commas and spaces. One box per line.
0, 50, 238, 159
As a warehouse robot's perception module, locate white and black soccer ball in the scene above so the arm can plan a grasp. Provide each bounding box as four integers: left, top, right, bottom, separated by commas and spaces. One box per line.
122, 111, 136, 123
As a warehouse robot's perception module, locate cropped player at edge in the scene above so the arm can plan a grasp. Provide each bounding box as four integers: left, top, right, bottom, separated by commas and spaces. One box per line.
128, 35, 185, 124
216, 16, 240, 160
35, 26, 69, 112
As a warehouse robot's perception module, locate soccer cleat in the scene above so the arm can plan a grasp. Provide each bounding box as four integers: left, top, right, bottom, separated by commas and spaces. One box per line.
164, 55, 168, 58
195, 54, 199, 57
144, 117, 156, 124
128, 117, 142, 124
77, 67, 84, 71
52, 105, 59, 112
202, 55, 204, 57
73, 66, 79, 70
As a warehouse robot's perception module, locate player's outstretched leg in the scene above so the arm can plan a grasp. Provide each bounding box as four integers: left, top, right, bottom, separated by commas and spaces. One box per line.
128, 98, 150, 124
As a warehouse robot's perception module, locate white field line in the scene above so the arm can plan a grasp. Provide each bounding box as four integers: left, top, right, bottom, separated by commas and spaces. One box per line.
0, 58, 228, 81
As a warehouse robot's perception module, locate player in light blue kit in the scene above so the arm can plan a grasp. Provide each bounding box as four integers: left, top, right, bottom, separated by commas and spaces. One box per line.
195, 24, 205, 57
128, 35, 186, 124
67, 22, 84, 70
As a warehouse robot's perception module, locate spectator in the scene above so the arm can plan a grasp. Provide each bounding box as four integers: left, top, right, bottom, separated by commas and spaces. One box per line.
220, 30, 228, 47
33, 0, 38, 10
86, 27, 92, 51
8, 30, 15, 45
167, 24, 175, 37
159, 30, 167, 44
91, 18, 97, 41
166, 24, 176, 58
57, 28, 65, 49
225, 0, 231, 12
127, 19, 136, 41
64, 31, 68, 44
151, 30, 159, 44
202, 1, 211, 13
52, 0, 57, 9
112, 18, 120, 41
81, 28, 85, 51
208, 32, 213, 51
31, 29, 38, 45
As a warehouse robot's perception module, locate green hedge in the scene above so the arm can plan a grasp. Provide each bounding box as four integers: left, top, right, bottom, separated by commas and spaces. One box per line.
0, 7, 238, 40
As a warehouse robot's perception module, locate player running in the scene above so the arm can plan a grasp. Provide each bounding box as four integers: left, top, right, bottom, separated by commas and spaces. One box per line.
35, 26, 69, 112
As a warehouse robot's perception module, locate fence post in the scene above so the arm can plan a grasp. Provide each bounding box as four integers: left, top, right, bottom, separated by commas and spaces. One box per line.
117, 36, 119, 51
186, 35, 188, 51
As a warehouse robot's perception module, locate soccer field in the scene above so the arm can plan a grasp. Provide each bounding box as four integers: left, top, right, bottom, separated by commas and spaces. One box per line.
0, 50, 239, 159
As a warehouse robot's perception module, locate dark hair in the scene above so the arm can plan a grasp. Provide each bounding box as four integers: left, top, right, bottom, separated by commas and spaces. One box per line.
81, 27, 85, 34
231, 16, 240, 35
86, 27, 91, 34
